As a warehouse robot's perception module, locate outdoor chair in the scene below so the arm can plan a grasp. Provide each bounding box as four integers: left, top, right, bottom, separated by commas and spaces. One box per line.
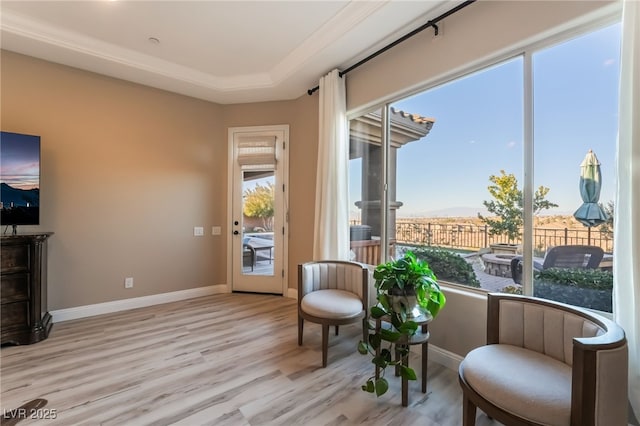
458, 293, 628, 426
298, 260, 369, 367
510, 245, 604, 284
243, 243, 256, 271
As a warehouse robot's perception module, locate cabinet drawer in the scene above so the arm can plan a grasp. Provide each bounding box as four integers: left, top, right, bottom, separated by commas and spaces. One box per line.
1, 244, 29, 272
1, 301, 30, 328
0, 273, 30, 303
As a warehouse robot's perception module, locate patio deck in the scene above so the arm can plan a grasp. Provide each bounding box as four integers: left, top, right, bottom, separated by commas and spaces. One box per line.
395, 245, 516, 292
465, 253, 516, 292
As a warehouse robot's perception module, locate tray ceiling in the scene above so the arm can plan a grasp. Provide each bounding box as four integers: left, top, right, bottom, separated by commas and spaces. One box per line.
1, 1, 453, 104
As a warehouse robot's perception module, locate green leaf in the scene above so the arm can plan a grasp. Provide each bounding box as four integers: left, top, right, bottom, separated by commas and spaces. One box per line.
370, 306, 386, 319
398, 321, 418, 335
395, 346, 410, 358
364, 379, 375, 393
379, 280, 395, 292
372, 356, 388, 369
415, 285, 428, 308
380, 328, 401, 342
378, 294, 390, 311
369, 333, 381, 350
399, 365, 417, 381
357, 341, 369, 355
390, 313, 403, 330
375, 378, 389, 397
400, 307, 408, 322
427, 291, 446, 318
380, 348, 392, 362
373, 269, 384, 280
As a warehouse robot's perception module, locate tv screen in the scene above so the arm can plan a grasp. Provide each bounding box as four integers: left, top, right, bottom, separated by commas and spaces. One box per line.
1, 131, 41, 226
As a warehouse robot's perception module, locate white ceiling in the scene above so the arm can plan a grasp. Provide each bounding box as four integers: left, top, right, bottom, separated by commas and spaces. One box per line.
0, 1, 454, 105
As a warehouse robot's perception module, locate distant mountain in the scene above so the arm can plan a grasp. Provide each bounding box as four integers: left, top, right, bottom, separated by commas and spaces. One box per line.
398, 206, 490, 218
1, 182, 39, 207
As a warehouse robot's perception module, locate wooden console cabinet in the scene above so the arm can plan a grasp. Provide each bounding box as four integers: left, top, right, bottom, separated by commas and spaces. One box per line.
1, 232, 53, 345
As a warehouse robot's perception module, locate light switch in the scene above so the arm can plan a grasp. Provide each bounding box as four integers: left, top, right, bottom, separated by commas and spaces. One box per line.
212, 226, 222, 235
194, 226, 204, 236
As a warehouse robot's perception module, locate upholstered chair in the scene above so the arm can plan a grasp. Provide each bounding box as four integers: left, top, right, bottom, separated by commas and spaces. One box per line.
459, 293, 628, 426
298, 261, 369, 367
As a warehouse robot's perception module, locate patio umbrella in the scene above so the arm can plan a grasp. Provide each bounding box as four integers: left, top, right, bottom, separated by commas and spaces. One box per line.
573, 150, 608, 240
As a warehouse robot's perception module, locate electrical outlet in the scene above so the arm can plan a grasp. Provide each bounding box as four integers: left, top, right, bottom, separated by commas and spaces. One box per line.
194, 226, 204, 236
124, 277, 134, 288
211, 226, 221, 235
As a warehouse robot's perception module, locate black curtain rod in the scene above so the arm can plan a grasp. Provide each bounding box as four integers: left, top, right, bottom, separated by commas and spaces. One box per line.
307, 0, 476, 96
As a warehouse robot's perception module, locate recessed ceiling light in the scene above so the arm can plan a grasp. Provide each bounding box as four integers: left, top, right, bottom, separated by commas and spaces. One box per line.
148, 37, 160, 45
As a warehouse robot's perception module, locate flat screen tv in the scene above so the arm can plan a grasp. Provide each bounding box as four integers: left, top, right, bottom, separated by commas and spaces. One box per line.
1, 131, 41, 227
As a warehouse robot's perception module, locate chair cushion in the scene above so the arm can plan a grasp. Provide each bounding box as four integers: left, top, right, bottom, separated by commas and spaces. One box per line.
461, 344, 572, 426
301, 289, 363, 320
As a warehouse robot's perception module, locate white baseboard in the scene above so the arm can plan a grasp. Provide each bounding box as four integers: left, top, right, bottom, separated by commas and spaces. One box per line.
428, 344, 464, 371
409, 342, 463, 371
50, 284, 229, 323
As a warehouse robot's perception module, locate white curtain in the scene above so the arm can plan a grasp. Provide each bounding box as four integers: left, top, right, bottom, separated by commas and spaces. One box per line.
313, 69, 350, 260
614, 0, 640, 420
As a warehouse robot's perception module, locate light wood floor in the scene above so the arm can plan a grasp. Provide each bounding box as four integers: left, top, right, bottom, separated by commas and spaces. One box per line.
1, 293, 499, 425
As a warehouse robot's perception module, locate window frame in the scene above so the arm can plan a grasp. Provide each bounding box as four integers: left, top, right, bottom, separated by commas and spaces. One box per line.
346, 9, 621, 301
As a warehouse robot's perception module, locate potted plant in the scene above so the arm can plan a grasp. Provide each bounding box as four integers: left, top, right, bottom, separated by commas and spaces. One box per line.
357, 251, 446, 397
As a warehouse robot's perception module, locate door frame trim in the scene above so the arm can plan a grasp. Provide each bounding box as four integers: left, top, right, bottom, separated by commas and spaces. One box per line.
227, 125, 289, 296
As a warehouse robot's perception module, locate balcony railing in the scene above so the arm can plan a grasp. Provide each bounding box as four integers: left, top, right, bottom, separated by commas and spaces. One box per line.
396, 221, 613, 253
350, 220, 613, 254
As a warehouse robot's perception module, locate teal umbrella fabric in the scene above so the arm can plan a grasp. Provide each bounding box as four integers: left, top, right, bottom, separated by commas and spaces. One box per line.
573, 149, 608, 227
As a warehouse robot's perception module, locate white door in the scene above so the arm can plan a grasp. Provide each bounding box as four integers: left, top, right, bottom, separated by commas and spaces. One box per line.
229, 126, 288, 294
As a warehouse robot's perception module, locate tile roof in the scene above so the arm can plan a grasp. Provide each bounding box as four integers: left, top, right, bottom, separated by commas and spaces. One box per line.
390, 107, 435, 127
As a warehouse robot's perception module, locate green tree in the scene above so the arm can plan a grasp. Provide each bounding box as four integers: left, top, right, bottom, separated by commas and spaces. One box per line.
478, 170, 558, 241
243, 182, 275, 231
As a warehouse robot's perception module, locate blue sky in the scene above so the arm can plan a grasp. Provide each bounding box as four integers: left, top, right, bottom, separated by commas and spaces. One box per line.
350, 22, 621, 218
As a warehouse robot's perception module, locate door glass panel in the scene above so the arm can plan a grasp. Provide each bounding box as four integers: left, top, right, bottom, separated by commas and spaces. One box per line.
241, 170, 275, 276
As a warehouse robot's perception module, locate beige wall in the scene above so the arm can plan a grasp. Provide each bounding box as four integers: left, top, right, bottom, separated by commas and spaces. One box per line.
1, 51, 318, 310
347, 0, 616, 111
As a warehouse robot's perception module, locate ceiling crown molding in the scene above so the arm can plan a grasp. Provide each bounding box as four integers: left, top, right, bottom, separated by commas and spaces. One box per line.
269, 1, 388, 84
2, 3, 389, 95
0, 1, 452, 103
1, 9, 275, 92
